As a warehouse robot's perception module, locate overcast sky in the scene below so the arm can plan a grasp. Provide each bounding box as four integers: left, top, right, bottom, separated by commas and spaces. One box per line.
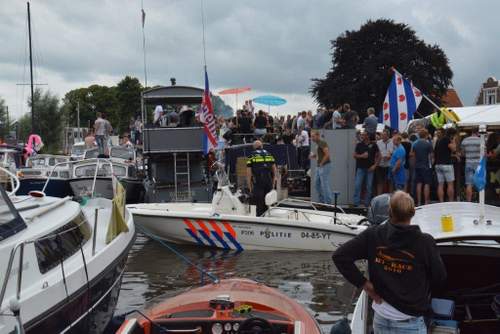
1, 0, 499, 119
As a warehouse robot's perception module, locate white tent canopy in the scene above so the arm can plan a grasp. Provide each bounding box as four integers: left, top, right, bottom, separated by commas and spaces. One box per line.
450, 105, 500, 127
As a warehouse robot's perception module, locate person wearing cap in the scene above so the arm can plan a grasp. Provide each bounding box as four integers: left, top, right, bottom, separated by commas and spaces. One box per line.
246, 140, 277, 216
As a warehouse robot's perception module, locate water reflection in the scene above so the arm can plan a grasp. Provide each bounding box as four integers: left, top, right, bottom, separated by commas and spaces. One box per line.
117, 235, 359, 331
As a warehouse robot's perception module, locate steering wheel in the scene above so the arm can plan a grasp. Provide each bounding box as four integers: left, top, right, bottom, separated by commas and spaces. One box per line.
238, 317, 275, 334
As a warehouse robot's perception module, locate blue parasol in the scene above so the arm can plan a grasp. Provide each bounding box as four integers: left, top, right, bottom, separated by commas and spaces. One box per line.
252, 95, 287, 114
253, 95, 287, 106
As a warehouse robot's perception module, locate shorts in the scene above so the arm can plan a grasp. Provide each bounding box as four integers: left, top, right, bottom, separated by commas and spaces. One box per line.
376, 166, 389, 182
415, 167, 432, 185
465, 162, 479, 185
435, 164, 455, 183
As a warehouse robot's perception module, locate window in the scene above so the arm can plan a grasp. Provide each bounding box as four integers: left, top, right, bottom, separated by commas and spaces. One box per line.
483, 88, 497, 105
34, 213, 91, 274
111, 147, 135, 160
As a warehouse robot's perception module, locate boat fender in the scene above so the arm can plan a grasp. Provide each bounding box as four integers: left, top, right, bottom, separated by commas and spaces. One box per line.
265, 190, 278, 206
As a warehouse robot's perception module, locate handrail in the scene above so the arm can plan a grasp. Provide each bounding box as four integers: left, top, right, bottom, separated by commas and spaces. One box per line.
0, 210, 93, 310
274, 197, 346, 214
41, 160, 72, 193
42, 158, 115, 199
0, 166, 20, 196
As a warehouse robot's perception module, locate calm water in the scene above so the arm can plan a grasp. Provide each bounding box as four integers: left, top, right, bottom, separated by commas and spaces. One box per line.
116, 234, 360, 332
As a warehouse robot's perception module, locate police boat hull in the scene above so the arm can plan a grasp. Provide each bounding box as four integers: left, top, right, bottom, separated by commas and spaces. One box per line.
128, 199, 367, 251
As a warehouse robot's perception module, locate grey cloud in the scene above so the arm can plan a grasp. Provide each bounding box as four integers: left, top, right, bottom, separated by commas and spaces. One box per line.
2, 0, 500, 118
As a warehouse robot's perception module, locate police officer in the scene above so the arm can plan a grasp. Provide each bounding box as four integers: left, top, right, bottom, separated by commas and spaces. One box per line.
246, 140, 277, 216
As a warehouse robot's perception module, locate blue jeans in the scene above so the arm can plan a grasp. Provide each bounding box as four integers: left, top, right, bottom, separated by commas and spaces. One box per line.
315, 162, 333, 204
95, 135, 106, 155
373, 312, 426, 334
353, 167, 374, 206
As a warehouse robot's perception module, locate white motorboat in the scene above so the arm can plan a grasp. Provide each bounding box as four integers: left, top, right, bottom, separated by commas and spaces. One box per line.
129, 166, 367, 251
350, 202, 500, 334
0, 167, 135, 334
17, 154, 71, 197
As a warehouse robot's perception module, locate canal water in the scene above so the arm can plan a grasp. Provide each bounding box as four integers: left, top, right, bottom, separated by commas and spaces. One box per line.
116, 234, 360, 333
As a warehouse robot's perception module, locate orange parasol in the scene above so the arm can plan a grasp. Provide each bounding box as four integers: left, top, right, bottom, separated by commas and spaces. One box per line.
218, 87, 251, 95
218, 87, 252, 111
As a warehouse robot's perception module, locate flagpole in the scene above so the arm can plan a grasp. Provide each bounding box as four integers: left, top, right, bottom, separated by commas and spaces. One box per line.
479, 123, 486, 224
200, 0, 207, 70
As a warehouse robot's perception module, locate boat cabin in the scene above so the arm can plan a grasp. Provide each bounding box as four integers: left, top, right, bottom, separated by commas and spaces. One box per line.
141, 85, 210, 203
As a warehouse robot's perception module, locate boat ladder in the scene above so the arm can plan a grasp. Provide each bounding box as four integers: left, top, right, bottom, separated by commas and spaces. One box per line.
173, 152, 191, 201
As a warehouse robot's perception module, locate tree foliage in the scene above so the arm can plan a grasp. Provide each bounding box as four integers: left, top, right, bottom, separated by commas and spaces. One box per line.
28, 89, 63, 153
61, 85, 119, 131
212, 95, 234, 119
311, 19, 453, 119
0, 97, 10, 140
115, 76, 142, 133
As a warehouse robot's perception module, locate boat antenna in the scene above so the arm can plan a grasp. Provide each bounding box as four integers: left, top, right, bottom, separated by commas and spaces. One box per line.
27, 1, 35, 134
200, 0, 207, 70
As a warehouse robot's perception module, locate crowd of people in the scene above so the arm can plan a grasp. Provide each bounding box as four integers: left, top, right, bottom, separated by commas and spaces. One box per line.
92, 101, 497, 209
214, 102, 497, 208
352, 123, 491, 208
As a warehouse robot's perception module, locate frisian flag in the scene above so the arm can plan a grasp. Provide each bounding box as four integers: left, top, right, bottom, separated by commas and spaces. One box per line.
381, 69, 423, 132
200, 68, 217, 154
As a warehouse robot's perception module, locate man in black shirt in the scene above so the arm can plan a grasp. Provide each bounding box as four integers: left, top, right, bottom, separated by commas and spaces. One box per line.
333, 191, 446, 333
353, 132, 380, 207
434, 128, 457, 202
237, 111, 253, 143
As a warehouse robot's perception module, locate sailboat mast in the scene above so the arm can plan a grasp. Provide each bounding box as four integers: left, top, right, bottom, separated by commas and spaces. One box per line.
27, 2, 35, 134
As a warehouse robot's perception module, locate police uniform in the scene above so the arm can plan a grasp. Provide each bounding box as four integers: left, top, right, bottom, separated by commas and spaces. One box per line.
247, 149, 276, 216
429, 110, 446, 136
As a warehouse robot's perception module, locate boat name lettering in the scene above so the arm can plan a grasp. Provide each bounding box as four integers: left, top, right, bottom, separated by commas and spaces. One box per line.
235, 225, 253, 230
241, 230, 254, 236
260, 230, 291, 239
301, 232, 332, 239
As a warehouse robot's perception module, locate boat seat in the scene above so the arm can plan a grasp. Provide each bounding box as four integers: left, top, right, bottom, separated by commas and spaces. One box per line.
267, 208, 292, 219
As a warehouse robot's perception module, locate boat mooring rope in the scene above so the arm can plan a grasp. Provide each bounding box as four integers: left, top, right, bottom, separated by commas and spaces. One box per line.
135, 225, 220, 284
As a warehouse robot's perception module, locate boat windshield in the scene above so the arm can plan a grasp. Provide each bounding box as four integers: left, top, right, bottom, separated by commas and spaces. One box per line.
0, 186, 26, 241
0, 152, 15, 166
72, 145, 85, 156
110, 147, 135, 160
84, 149, 99, 159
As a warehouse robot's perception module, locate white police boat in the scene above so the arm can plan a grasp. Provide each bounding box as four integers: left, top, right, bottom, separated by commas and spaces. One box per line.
128, 167, 367, 251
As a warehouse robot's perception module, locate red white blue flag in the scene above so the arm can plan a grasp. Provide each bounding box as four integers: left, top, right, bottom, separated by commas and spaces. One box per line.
381, 69, 423, 132
200, 68, 217, 154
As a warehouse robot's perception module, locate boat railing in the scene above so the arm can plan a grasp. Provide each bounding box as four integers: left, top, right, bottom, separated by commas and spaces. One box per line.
0, 206, 93, 321
42, 158, 115, 198
212, 161, 230, 187
0, 166, 20, 196
273, 197, 346, 214
265, 206, 357, 228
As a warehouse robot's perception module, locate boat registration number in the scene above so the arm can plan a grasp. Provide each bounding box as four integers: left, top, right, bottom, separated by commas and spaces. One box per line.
301, 232, 332, 239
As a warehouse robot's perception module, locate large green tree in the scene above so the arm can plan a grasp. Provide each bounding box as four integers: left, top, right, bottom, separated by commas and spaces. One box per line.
115, 76, 142, 134
29, 89, 64, 153
311, 19, 453, 119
